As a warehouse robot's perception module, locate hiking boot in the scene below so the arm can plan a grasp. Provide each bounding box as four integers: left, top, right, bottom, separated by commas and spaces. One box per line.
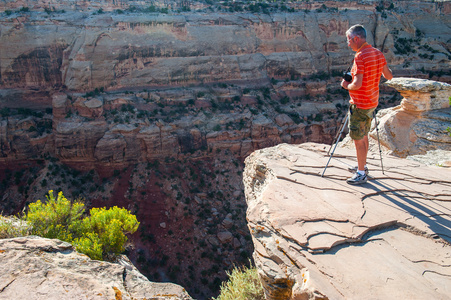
346, 172, 368, 185
348, 166, 369, 175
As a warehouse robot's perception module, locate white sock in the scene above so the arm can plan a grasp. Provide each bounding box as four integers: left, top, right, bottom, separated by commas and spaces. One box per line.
357, 170, 366, 176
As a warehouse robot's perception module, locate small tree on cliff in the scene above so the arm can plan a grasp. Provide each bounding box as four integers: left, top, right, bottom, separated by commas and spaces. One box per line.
24, 190, 139, 260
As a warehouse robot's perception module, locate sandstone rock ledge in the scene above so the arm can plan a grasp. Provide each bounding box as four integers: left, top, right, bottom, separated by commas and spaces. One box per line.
244, 143, 451, 300
0, 236, 192, 300
378, 77, 451, 157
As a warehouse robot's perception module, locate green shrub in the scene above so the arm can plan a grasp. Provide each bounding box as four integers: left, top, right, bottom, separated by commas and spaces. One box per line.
280, 96, 289, 104
23, 190, 139, 260
26, 190, 85, 241
74, 206, 139, 259
0, 107, 11, 117
214, 264, 265, 300
394, 38, 416, 55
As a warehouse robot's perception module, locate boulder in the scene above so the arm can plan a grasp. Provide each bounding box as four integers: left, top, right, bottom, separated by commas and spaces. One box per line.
222, 217, 234, 229
0, 236, 192, 300
217, 231, 233, 244
375, 78, 451, 157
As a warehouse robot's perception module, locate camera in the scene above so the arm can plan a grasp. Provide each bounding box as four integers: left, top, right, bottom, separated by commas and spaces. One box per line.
343, 71, 352, 82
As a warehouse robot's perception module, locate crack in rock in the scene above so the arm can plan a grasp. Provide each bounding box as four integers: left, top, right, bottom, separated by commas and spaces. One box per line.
0, 278, 15, 293
422, 270, 451, 277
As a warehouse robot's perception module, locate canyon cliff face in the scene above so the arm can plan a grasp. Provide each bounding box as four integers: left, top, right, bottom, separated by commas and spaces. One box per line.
1, 0, 450, 167
1, 0, 450, 101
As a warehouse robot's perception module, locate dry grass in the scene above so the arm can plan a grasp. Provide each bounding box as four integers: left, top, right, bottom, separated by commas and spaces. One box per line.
0, 215, 30, 239
214, 264, 265, 300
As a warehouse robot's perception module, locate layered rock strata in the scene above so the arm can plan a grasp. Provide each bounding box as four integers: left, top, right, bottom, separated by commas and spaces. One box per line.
0, 236, 193, 299
0, 87, 339, 167
244, 142, 451, 300
1, 1, 450, 103
375, 77, 451, 157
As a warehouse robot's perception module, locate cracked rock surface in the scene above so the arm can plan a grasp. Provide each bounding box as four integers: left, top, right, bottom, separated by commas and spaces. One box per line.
0, 236, 192, 300
244, 143, 451, 300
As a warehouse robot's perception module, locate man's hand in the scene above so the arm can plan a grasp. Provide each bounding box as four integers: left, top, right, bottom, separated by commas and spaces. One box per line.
382, 65, 393, 80
341, 79, 350, 89
342, 74, 363, 90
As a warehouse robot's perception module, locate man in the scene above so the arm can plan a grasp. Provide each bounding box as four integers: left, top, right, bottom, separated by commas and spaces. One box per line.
341, 24, 393, 185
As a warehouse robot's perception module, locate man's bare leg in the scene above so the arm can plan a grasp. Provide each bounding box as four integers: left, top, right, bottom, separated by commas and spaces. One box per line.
354, 135, 369, 171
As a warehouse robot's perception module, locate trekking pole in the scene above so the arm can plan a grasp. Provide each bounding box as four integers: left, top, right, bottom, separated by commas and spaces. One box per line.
373, 111, 385, 174
322, 113, 349, 177
327, 112, 349, 155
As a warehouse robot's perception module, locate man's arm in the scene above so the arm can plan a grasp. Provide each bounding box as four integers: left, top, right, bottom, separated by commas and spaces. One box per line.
341, 73, 363, 90
382, 65, 393, 80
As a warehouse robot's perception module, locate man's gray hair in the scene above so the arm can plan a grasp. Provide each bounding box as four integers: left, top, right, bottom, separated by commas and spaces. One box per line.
347, 24, 367, 39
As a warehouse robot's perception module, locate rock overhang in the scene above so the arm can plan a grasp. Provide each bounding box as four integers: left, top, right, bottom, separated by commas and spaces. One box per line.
244, 142, 451, 299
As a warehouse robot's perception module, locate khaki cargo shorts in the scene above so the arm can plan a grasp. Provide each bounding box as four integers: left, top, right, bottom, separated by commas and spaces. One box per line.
348, 104, 376, 140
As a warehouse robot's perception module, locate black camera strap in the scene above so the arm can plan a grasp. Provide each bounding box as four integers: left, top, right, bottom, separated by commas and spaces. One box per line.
345, 60, 354, 73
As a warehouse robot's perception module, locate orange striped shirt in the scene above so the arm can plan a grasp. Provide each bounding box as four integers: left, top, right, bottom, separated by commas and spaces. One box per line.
349, 44, 387, 109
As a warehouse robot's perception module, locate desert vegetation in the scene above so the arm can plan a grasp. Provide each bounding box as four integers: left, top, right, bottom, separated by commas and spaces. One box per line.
1, 190, 139, 261
214, 263, 265, 300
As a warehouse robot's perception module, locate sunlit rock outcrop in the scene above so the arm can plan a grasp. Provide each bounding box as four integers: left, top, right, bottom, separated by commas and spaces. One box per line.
0, 236, 193, 299
375, 77, 451, 157
244, 142, 451, 300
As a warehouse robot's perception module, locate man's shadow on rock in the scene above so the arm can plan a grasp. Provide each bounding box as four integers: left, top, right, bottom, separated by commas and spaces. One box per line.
363, 178, 451, 244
